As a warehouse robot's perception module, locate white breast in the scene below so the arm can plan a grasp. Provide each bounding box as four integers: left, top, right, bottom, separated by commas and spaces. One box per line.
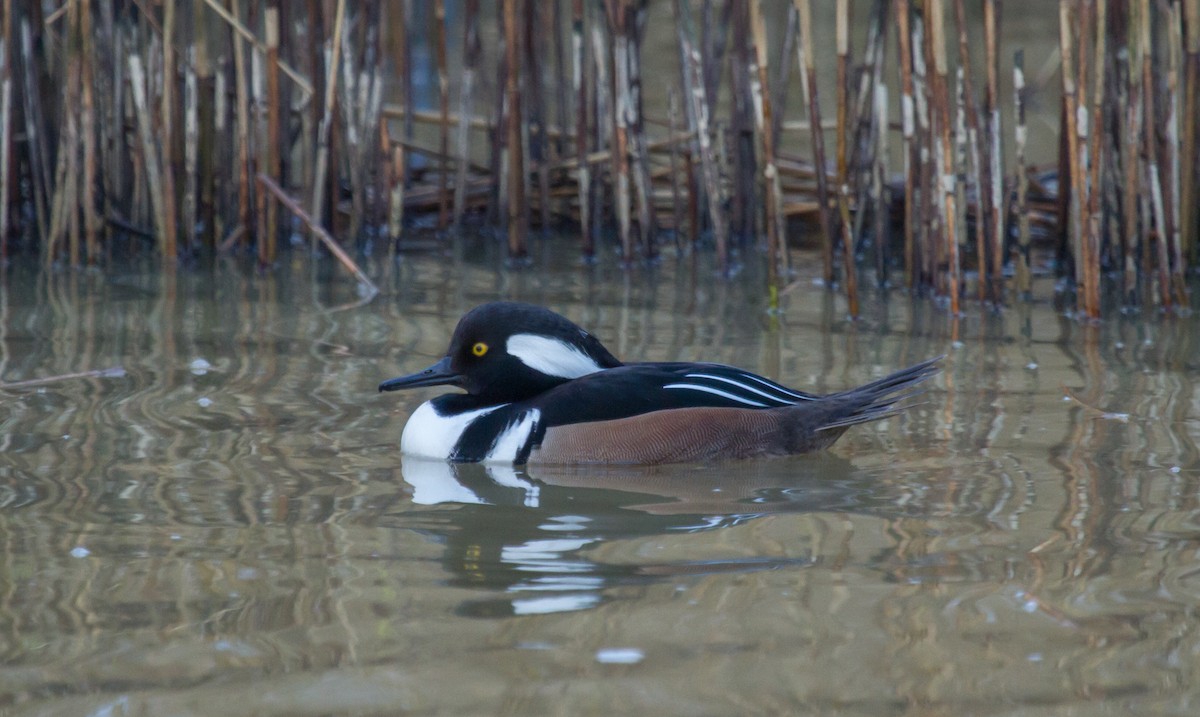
400, 401, 507, 459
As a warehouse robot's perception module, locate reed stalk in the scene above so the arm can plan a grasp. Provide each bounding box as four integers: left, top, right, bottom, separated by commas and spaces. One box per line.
128, 55, 169, 248
184, 49, 198, 254
1013, 49, 1031, 298
200, 0, 312, 95
954, 68, 969, 298
873, 79, 888, 288
18, 20, 49, 243
435, 0, 450, 229
587, 19, 609, 244
1059, 1, 1089, 314
0, 33, 9, 261
229, 0, 251, 247
388, 141, 405, 240
912, 11, 938, 286
929, 0, 961, 313
896, 0, 916, 286
984, 0, 1003, 301
953, 0, 986, 301
672, 1, 700, 250
573, 0, 593, 256
550, 0, 569, 166
676, 0, 728, 273
1138, 0, 1172, 308
609, 1, 633, 260
257, 173, 378, 297
263, 4, 280, 266
387, 1, 409, 239
795, 0, 835, 285
1165, 1, 1186, 304
626, 3, 656, 259
730, 4, 754, 245
193, 0, 215, 249
160, 0, 178, 262
80, 0, 101, 263
835, 0, 849, 191
310, 0, 346, 244
1084, 0, 1108, 318
250, 2, 268, 255
454, 0, 480, 229
772, 6, 798, 147
668, 88, 684, 250
527, 1, 553, 234
750, 0, 785, 304
1183, 0, 1199, 265
852, 1, 887, 287
504, 0, 527, 259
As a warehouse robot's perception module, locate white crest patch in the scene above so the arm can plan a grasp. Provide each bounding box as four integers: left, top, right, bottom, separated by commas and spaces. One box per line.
486, 409, 541, 463
506, 334, 605, 379
401, 401, 507, 459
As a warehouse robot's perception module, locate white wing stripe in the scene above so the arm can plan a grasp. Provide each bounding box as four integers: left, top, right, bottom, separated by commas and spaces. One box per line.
683, 372, 803, 404
663, 383, 769, 407
726, 372, 815, 400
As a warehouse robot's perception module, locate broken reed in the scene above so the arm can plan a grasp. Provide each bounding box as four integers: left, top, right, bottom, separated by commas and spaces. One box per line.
1, 1, 1197, 317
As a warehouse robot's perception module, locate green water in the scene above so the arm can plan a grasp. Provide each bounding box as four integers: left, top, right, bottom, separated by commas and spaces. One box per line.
1, 242, 1198, 715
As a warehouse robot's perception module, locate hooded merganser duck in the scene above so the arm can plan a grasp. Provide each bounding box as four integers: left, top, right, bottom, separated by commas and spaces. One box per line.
379, 302, 940, 465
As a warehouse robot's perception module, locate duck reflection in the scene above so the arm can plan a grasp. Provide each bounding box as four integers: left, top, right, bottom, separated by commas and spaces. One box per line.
398, 455, 892, 617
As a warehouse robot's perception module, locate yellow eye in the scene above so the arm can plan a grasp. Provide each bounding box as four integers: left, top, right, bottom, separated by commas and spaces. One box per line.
472, 342, 489, 357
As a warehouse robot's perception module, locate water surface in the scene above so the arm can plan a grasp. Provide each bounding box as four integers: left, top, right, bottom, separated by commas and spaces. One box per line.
1, 244, 1199, 715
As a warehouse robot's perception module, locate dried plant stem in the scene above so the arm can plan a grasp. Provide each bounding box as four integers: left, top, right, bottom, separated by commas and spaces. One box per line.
750, 0, 786, 305
1084, 0, 1107, 318
454, 0, 481, 229
128, 56, 169, 248
984, 0, 1003, 301
1059, 1, 1088, 313
504, 0, 527, 258
257, 173, 377, 297
835, 0, 849, 188
929, 0, 960, 313
199, 0, 312, 96
953, 0, 986, 301
896, 0, 917, 285
1013, 49, 1032, 297
668, 88, 684, 248
1165, 1, 1186, 304
0, 33, 10, 261
160, 0, 178, 262
795, 0, 835, 285
1138, 0, 1172, 308
263, 5, 280, 266
1183, 0, 1199, 265
610, 1, 634, 261
435, 0, 450, 228
79, 0, 100, 263
19, 20, 49, 243
229, 0, 251, 246
573, 0, 593, 256
676, 0, 728, 273
310, 0, 346, 241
